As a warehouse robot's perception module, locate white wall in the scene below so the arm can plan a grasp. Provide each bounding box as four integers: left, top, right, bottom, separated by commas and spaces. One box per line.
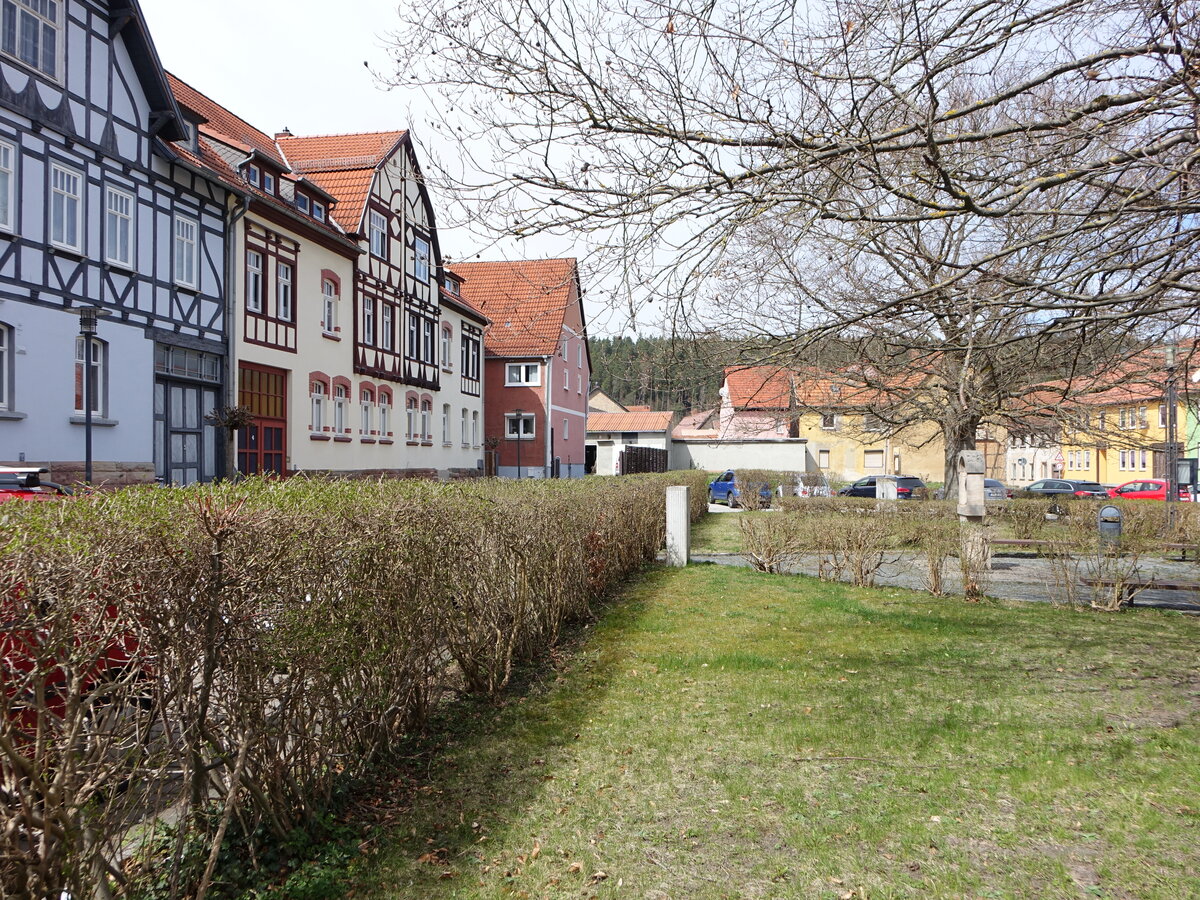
670, 439, 811, 472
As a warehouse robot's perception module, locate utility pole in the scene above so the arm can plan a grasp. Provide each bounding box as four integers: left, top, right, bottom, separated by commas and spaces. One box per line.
1166, 346, 1179, 529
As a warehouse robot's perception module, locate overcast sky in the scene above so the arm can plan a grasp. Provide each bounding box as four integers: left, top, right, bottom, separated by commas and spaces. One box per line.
139, 0, 633, 336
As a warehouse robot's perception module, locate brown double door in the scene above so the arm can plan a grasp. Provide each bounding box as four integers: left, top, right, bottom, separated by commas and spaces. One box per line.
237, 363, 287, 476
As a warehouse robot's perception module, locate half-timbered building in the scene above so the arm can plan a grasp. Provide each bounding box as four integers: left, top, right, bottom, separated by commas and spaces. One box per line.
0, 0, 233, 485
278, 130, 488, 478
453, 258, 590, 479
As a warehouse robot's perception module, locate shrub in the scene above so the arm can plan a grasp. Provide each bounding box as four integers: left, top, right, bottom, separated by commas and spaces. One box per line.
0, 471, 708, 900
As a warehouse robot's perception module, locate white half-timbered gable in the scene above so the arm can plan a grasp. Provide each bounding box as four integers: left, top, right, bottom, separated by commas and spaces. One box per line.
0, 0, 232, 485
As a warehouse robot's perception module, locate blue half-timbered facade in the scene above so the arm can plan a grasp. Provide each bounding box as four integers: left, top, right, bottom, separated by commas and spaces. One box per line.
0, 0, 231, 484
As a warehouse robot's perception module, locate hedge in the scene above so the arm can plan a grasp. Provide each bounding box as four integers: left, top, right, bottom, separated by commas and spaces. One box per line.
0, 471, 709, 899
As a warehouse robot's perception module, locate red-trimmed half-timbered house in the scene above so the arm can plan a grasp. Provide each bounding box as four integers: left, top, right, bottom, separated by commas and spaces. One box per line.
278, 130, 488, 478
452, 258, 590, 478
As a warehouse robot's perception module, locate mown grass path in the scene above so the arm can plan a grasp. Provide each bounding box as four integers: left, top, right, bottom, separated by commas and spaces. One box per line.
347, 564, 1200, 899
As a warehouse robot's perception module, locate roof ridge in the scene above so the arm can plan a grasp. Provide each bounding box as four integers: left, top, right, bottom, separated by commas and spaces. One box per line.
279, 128, 407, 140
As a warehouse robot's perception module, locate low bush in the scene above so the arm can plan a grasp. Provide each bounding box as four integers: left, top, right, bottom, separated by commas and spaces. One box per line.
0, 471, 708, 900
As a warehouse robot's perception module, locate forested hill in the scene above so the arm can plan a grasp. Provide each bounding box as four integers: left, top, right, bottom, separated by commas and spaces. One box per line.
588, 336, 729, 413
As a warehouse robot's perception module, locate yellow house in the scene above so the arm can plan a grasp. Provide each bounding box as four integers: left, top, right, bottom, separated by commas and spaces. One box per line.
1059, 374, 1187, 485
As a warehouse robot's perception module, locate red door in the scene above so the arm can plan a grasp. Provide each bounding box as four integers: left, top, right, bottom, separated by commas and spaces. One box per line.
237, 364, 288, 476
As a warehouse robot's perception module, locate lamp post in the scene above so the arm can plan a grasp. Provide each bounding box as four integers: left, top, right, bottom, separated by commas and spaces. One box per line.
74, 305, 111, 484
1166, 346, 1179, 528
514, 408, 524, 480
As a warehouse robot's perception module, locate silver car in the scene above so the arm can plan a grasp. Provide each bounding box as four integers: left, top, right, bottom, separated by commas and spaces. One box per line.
984, 479, 1011, 501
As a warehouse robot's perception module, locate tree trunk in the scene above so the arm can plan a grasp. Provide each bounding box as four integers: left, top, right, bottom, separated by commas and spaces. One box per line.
941, 417, 980, 500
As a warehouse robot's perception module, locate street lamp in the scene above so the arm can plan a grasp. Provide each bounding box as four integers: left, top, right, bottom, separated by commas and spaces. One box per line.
74, 305, 111, 484
514, 408, 524, 479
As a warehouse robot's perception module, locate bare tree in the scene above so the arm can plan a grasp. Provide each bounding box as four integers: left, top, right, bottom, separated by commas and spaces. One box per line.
387, 0, 1200, 485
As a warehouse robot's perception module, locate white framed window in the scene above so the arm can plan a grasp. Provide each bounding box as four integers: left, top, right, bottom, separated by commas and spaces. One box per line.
472, 410, 479, 446
441, 327, 452, 370
0, 322, 10, 410
246, 251, 263, 313
442, 403, 451, 444
863, 449, 884, 470
2, 0, 60, 79
461, 408, 469, 445
506, 363, 540, 386
378, 395, 391, 436
422, 319, 435, 362
1159, 404, 1166, 428
506, 412, 536, 439
310, 381, 326, 432
104, 186, 134, 267
263, 172, 275, 194
312, 201, 326, 222
414, 235, 430, 282
1084, 450, 1091, 469
173, 215, 198, 287
420, 399, 431, 440
563, 417, 569, 440
247, 165, 261, 187
296, 194, 310, 214
1119, 450, 1127, 470
50, 163, 81, 251
1140, 449, 1148, 470
0, 140, 14, 231
563, 367, 568, 390
322, 278, 338, 333
381, 304, 393, 351
407, 313, 419, 357
406, 397, 416, 439
820, 413, 836, 430
1138, 406, 1148, 427
275, 261, 292, 320
361, 390, 373, 435
363, 297, 375, 345
818, 449, 830, 469
577, 343, 583, 368
369, 210, 387, 258
334, 384, 347, 433
73, 336, 105, 416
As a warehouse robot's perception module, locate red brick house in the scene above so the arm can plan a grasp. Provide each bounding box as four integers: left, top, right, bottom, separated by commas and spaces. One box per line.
452, 259, 590, 478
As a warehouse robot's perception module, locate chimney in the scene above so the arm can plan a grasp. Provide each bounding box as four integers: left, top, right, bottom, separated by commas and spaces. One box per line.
275, 127, 293, 139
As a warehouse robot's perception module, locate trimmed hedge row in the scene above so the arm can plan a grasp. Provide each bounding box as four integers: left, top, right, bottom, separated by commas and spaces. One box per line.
0, 471, 708, 899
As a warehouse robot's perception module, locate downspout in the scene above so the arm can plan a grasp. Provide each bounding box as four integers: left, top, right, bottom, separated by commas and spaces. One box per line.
545, 354, 553, 477
223, 193, 251, 479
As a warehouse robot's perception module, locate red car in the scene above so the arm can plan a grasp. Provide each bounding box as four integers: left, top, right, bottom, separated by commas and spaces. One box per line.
1107, 479, 1193, 501
0, 467, 73, 502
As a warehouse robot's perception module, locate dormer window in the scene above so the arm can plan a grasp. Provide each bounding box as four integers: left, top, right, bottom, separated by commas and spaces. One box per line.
312, 201, 326, 222
247, 165, 261, 187
445, 278, 460, 296
263, 172, 275, 195
296, 194, 310, 215
2, 0, 59, 80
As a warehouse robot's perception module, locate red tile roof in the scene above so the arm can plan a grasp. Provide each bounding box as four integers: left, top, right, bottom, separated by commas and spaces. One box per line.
167, 73, 288, 168
725, 366, 794, 409
277, 132, 406, 233
451, 259, 580, 357
588, 411, 676, 433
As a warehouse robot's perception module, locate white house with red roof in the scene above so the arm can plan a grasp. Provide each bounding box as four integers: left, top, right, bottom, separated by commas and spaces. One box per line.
452, 258, 589, 478
167, 77, 488, 479
587, 409, 676, 475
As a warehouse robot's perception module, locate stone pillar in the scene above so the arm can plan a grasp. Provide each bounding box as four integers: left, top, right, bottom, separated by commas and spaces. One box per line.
877, 478, 898, 500
666, 485, 691, 567
956, 450, 986, 523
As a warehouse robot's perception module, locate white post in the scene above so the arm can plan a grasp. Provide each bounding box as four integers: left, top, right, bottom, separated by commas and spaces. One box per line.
666, 485, 691, 567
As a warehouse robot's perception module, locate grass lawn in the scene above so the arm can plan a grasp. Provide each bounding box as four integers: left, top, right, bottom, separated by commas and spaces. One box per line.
690, 509, 748, 553
341, 564, 1200, 899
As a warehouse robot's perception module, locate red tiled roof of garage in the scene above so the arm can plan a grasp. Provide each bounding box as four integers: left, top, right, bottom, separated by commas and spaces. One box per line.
588, 411, 675, 433
451, 258, 579, 357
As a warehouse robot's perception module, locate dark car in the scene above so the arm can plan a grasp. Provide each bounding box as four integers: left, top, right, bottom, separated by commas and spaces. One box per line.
708, 470, 773, 507
984, 479, 1012, 501
1014, 479, 1107, 500
839, 474, 928, 500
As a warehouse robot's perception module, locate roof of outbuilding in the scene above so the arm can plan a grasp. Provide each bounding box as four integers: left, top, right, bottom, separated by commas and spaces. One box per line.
588, 411, 676, 433
724, 366, 795, 409
452, 258, 581, 357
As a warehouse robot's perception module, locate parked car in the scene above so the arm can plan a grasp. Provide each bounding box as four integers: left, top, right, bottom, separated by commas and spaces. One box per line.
708, 470, 773, 507
984, 479, 1012, 501
1106, 479, 1192, 502
1013, 479, 1107, 499
786, 472, 834, 498
0, 468, 72, 503
838, 475, 928, 500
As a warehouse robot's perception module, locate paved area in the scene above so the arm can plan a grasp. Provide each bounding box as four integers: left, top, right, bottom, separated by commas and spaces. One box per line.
692, 551, 1200, 609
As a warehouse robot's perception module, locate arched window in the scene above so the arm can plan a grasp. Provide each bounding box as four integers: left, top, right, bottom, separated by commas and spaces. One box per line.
441, 324, 453, 371
310, 373, 330, 432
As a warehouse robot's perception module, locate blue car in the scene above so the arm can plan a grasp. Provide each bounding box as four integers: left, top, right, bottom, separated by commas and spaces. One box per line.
708, 470, 773, 507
